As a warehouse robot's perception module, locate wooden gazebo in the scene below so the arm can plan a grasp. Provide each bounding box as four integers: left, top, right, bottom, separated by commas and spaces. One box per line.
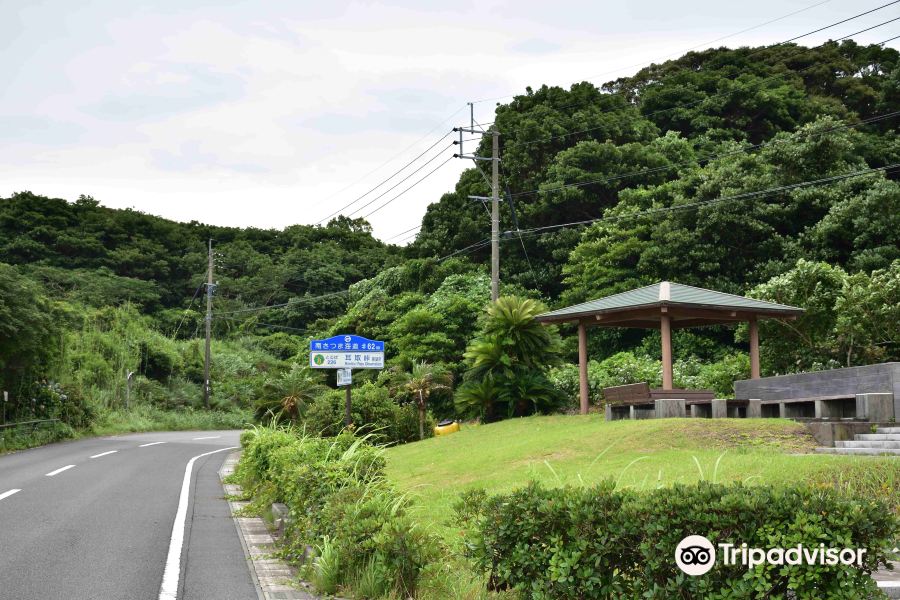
535, 282, 804, 414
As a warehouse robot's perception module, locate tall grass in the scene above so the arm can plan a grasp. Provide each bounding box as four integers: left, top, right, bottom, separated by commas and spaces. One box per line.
91, 405, 252, 435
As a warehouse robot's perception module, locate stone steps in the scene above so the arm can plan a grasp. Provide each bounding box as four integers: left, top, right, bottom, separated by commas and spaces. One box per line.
855, 433, 900, 441
816, 427, 900, 456
835, 440, 900, 449
816, 447, 900, 456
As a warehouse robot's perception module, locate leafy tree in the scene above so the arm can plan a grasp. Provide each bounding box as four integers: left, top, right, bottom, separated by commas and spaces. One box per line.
741, 259, 899, 374
0, 263, 62, 400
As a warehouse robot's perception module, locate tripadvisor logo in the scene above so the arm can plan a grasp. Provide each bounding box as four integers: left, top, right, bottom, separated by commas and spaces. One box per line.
675, 535, 716, 576
675, 534, 869, 576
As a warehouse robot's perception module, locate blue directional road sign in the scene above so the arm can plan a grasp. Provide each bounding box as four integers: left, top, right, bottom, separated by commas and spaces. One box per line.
309, 334, 385, 369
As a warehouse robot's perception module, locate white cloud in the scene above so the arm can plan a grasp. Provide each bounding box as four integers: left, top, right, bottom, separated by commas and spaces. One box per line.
1, 0, 896, 243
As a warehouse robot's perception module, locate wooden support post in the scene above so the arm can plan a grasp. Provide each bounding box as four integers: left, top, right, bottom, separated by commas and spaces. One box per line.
749, 317, 760, 379
661, 312, 673, 390
577, 321, 589, 415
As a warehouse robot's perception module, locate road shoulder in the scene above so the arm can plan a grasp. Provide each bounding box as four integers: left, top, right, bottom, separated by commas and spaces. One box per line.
220, 452, 320, 600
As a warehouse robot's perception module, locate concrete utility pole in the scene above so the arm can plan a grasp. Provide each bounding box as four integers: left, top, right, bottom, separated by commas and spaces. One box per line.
455, 103, 501, 301
203, 239, 214, 409
490, 129, 500, 301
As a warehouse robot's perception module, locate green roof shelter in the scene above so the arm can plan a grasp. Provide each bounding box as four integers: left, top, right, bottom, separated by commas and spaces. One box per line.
535, 282, 804, 414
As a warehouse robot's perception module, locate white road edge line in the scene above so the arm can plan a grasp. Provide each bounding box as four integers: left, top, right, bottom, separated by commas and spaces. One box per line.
140, 442, 166, 447
90, 450, 118, 459
158, 446, 238, 600
192, 436, 221, 440
45, 465, 75, 477
0, 489, 22, 501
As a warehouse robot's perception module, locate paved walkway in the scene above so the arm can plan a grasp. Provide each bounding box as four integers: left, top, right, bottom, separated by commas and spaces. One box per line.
220, 452, 321, 600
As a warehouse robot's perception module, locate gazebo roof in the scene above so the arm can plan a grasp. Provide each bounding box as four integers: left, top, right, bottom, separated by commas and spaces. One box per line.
535, 281, 803, 327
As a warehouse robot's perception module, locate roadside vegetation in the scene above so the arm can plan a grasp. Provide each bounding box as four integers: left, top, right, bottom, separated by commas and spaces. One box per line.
234, 421, 900, 599
2, 40, 899, 594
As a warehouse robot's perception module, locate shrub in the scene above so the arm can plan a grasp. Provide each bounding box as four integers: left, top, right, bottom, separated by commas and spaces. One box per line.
460, 481, 899, 599
303, 383, 430, 445
235, 426, 439, 598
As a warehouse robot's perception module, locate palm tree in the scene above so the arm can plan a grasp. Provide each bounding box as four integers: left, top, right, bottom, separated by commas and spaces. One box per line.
255, 364, 324, 423
456, 296, 564, 420
400, 361, 452, 440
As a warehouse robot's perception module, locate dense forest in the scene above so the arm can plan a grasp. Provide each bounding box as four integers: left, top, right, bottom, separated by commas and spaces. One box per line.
1, 40, 898, 435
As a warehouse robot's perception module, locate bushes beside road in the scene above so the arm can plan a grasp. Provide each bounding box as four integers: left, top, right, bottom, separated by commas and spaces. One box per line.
237, 422, 900, 599
458, 481, 899, 599
234, 426, 439, 598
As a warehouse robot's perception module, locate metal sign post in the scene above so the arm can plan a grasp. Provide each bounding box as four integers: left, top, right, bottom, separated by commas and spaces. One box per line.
310, 335, 384, 428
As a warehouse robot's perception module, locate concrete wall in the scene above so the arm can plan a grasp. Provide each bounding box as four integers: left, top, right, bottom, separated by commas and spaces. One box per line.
734, 362, 899, 418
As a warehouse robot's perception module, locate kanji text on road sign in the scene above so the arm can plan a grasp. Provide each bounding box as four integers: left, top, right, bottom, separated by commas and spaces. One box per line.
310, 335, 385, 370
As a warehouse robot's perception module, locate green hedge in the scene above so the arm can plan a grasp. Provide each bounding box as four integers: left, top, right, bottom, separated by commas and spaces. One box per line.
458, 481, 899, 599
235, 426, 438, 598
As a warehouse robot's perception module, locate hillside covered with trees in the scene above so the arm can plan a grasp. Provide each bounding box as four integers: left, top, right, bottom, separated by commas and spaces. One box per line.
2, 40, 898, 439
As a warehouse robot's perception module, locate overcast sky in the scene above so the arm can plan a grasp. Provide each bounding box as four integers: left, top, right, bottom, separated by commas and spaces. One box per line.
2, 0, 898, 242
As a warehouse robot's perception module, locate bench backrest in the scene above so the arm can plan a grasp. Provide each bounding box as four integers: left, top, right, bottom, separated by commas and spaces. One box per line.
649, 389, 715, 401
602, 382, 651, 404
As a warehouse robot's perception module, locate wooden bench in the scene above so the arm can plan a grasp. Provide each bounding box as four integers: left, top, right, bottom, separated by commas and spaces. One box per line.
602, 383, 715, 405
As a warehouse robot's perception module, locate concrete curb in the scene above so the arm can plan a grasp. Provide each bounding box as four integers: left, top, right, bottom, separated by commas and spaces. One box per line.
219, 452, 321, 600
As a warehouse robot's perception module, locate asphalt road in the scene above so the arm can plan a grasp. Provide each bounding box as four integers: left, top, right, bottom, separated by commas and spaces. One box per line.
0, 431, 258, 600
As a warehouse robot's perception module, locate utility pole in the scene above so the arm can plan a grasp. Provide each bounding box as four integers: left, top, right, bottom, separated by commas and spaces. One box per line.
491, 129, 500, 301
454, 102, 501, 301
203, 239, 214, 409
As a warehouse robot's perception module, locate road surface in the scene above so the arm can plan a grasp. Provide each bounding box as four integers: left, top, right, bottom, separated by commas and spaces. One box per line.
0, 430, 257, 600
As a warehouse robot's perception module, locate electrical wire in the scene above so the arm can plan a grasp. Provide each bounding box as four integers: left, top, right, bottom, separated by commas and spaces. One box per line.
508, 163, 900, 241
215, 289, 352, 316
313, 104, 466, 222
470, 0, 886, 106
342, 146, 453, 218
217, 316, 312, 334
384, 224, 422, 241
359, 155, 455, 219
170, 277, 206, 339
316, 131, 455, 224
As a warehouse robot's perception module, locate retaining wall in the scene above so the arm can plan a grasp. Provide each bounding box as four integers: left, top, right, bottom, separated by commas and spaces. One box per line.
734, 362, 899, 418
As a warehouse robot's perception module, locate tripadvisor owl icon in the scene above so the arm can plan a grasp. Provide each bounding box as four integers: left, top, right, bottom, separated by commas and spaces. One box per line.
675, 535, 716, 576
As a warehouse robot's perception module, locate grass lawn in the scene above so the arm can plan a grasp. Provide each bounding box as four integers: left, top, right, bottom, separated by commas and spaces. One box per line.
385, 415, 896, 538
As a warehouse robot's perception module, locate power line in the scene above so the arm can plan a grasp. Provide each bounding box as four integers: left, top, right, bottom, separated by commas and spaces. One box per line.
384, 224, 422, 241
780, 0, 899, 45
470, 0, 838, 105
313, 104, 466, 220
170, 279, 206, 339
508, 163, 900, 241
217, 317, 312, 334
215, 289, 352, 316
342, 146, 454, 219
316, 130, 455, 224
359, 155, 456, 219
